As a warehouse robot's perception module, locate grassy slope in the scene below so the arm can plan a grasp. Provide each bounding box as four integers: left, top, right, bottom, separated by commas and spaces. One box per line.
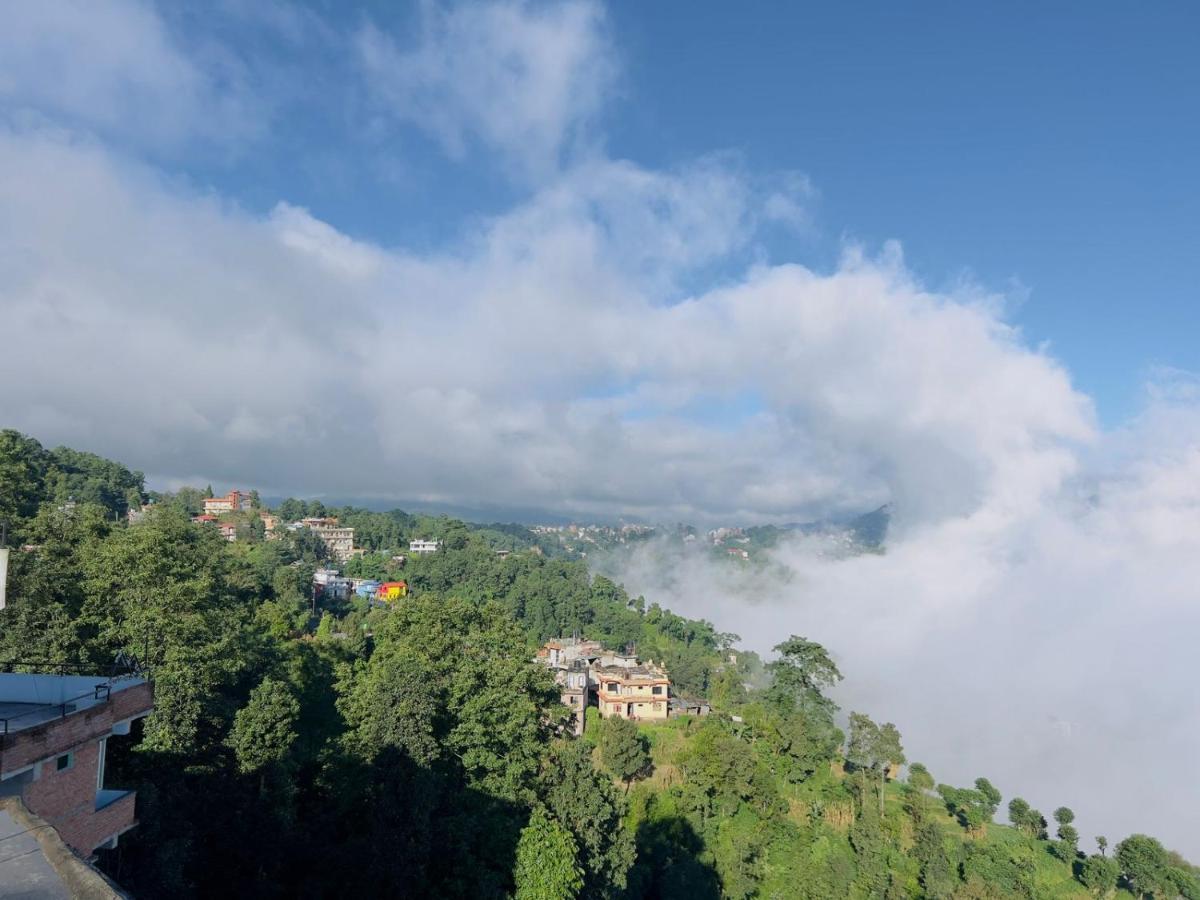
616, 717, 1131, 899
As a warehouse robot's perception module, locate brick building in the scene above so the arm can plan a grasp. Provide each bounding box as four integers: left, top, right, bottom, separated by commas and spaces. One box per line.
203, 490, 246, 515
0, 671, 154, 859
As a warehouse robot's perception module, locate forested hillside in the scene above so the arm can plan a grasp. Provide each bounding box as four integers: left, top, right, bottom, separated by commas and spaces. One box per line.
0, 429, 1195, 899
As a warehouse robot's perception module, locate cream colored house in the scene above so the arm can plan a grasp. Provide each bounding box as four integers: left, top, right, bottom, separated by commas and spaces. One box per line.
595, 662, 670, 721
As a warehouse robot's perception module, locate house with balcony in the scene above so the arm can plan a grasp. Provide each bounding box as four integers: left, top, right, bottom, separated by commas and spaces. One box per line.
535, 638, 604, 736
595, 662, 670, 721
0, 668, 154, 860
312, 568, 352, 602
305, 519, 357, 562
408, 539, 440, 555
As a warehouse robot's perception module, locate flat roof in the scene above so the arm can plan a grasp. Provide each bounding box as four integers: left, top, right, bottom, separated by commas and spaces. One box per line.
0, 674, 146, 736
0, 807, 72, 899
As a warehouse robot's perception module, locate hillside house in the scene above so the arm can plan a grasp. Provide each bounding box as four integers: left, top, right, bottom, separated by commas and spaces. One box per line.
312, 568, 351, 602
536, 639, 604, 736
203, 490, 247, 515
408, 539, 440, 555
377, 581, 407, 602
596, 662, 670, 721
304, 519, 357, 562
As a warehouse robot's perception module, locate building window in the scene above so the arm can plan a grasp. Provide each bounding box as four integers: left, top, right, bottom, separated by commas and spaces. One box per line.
606, 683, 619, 692
56, 753, 73, 772
652, 686, 663, 695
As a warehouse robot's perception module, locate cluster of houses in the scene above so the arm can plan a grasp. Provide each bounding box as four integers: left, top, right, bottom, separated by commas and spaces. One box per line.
312, 569, 408, 606
535, 638, 709, 736
189, 490, 444, 565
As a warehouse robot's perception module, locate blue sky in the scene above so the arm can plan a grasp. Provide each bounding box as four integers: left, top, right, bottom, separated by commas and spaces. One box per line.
614, 3, 1200, 423
148, 1, 1200, 427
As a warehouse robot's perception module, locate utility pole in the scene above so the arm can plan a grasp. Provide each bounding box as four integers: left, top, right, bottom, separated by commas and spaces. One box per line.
0, 521, 9, 611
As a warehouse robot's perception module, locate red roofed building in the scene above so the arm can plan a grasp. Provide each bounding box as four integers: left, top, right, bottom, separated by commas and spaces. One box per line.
203, 491, 246, 515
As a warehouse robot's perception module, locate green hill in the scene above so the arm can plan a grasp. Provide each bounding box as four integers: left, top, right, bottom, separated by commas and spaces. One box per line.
0, 429, 1194, 899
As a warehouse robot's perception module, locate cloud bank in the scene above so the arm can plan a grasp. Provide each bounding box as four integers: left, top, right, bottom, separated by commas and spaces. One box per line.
609, 390, 1200, 855
1, 0, 1198, 857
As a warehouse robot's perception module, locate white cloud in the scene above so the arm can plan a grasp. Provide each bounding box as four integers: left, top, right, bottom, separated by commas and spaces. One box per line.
0, 0, 262, 150
606, 385, 1200, 858
0, 124, 1081, 526
356, 0, 616, 178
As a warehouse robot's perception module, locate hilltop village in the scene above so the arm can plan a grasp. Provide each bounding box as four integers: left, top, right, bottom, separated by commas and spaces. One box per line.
175, 492, 720, 731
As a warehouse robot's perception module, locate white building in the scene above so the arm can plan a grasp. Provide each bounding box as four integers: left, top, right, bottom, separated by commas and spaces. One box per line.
409, 539, 440, 555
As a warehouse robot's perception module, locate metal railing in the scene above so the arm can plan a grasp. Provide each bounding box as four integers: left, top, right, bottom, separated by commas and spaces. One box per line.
0, 682, 112, 737
0, 654, 148, 740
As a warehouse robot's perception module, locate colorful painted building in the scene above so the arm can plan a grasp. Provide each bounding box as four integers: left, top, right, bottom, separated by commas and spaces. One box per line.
377, 581, 407, 602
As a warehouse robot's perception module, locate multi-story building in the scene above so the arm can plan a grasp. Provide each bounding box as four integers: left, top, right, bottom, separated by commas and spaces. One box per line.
408, 539, 440, 555
302, 518, 357, 562
536, 639, 604, 736
0, 669, 154, 859
312, 568, 352, 602
203, 490, 246, 515
595, 662, 670, 721
537, 640, 676, 729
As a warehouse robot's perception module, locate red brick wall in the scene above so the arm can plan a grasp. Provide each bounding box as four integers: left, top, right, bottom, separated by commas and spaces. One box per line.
110, 681, 154, 723
55, 791, 136, 856
0, 681, 153, 856
1, 704, 111, 773
0, 681, 153, 773
20, 737, 137, 855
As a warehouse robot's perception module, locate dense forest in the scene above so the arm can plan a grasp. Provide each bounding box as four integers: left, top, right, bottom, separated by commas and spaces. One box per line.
0, 428, 1195, 899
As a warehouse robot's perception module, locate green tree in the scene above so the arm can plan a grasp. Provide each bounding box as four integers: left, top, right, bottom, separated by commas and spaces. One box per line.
0, 429, 49, 534
81, 508, 263, 753
764, 635, 842, 718
1006, 797, 1048, 839
315, 611, 335, 641
540, 741, 635, 898
1054, 825, 1080, 862
908, 762, 934, 794
228, 677, 300, 775
914, 819, 957, 899
937, 784, 992, 834
514, 807, 585, 900
1054, 806, 1076, 827
1116, 834, 1170, 898
1096, 835, 1108, 856
1078, 854, 1118, 895
846, 712, 905, 816
598, 716, 651, 794
338, 596, 561, 801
